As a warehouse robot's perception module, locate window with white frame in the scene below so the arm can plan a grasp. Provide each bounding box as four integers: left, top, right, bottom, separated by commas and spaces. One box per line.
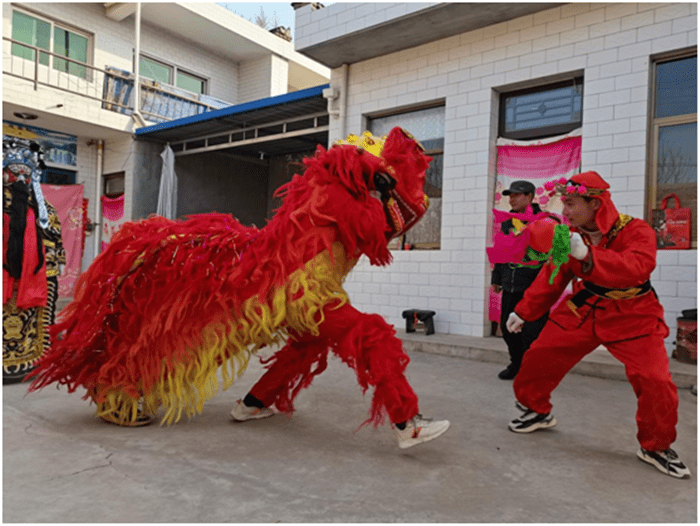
11, 8, 90, 79
369, 104, 444, 250
139, 55, 207, 95
499, 78, 583, 140
649, 51, 697, 248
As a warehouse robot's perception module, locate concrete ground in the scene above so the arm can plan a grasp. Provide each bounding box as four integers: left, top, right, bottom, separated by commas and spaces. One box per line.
3, 348, 697, 523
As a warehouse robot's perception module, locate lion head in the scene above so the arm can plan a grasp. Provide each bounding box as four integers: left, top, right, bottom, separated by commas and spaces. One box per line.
271, 126, 432, 267
333, 127, 433, 240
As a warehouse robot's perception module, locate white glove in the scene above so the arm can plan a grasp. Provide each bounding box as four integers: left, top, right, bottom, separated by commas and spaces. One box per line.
569, 232, 589, 260
58, 263, 65, 276
506, 312, 524, 333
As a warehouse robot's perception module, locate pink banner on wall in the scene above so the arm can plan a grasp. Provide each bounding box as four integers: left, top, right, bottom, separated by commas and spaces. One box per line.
496, 136, 582, 179
41, 184, 84, 298
101, 194, 125, 251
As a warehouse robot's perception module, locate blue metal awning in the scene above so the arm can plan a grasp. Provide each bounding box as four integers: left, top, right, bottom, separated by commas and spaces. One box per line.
134, 84, 330, 157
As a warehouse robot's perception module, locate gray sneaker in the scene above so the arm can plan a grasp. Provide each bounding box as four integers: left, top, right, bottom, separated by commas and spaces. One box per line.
637, 448, 691, 479
509, 409, 556, 433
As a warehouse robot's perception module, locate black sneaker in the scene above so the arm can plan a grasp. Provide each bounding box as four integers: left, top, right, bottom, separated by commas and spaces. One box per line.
498, 365, 518, 380
637, 448, 691, 479
509, 409, 556, 433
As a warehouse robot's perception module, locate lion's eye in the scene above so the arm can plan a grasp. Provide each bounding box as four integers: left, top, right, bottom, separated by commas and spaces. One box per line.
373, 172, 396, 193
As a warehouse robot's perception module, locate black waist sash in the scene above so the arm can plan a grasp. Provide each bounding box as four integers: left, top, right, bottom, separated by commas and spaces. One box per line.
567, 280, 653, 316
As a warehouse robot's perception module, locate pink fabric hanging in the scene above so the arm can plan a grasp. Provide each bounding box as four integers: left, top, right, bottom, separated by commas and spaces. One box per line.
41, 184, 84, 298
101, 194, 125, 251
496, 136, 582, 179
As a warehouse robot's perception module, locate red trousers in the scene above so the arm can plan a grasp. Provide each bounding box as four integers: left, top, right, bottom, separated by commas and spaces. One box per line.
249, 302, 420, 426
514, 319, 678, 451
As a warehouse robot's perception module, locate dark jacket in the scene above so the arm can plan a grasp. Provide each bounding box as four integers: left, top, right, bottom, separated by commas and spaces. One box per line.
491, 203, 546, 294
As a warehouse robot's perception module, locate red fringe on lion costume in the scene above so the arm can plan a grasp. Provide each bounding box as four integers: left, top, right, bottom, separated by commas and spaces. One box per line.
29, 127, 450, 449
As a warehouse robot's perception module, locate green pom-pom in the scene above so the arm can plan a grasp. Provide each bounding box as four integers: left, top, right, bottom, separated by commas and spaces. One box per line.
547, 224, 571, 284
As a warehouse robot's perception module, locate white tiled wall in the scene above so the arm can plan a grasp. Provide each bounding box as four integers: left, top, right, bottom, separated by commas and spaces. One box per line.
238, 54, 290, 104
295, 3, 438, 49
300, 2, 697, 352
271, 55, 290, 97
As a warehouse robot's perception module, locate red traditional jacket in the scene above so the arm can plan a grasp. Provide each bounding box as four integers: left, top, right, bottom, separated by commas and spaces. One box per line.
514, 214, 668, 342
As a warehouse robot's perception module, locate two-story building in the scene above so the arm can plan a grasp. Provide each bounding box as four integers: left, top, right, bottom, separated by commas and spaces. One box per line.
3, 2, 330, 276
293, 2, 697, 353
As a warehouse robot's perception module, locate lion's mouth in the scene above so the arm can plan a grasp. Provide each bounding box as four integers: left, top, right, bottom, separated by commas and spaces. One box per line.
385, 192, 429, 239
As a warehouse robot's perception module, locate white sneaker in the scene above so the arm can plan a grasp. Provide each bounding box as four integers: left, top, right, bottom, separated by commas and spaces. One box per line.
230, 399, 274, 422
394, 414, 450, 449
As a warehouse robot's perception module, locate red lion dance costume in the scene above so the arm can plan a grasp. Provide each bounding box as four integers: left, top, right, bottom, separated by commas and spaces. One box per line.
29, 127, 449, 448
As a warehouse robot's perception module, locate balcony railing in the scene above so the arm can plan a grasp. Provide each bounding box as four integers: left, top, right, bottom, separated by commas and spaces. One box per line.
3, 37, 230, 124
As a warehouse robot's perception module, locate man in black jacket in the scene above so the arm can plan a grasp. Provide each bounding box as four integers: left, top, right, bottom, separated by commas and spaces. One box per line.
491, 180, 549, 380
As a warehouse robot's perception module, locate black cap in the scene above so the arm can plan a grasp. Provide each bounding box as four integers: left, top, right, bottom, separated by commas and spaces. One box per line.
502, 180, 536, 196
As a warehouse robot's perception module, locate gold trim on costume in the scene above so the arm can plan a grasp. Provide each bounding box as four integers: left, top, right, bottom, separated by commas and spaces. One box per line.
604, 287, 642, 300
608, 214, 633, 241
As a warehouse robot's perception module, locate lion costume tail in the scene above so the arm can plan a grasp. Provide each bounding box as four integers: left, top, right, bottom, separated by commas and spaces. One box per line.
27, 213, 260, 424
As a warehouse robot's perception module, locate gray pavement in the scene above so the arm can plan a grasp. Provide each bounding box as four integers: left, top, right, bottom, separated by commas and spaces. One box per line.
3, 349, 697, 523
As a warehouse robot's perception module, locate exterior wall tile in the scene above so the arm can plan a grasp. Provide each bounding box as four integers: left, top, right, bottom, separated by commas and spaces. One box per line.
621, 10, 656, 31
654, 3, 693, 23
575, 8, 607, 28
637, 20, 674, 41
604, 3, 639, 21
561, 3, 591, 19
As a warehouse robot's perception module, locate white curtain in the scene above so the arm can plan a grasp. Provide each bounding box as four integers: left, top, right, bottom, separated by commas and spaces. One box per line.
157, 144, 178, 219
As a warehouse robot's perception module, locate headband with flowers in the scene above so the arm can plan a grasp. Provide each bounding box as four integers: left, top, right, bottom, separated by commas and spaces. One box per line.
544, 177, 606, 198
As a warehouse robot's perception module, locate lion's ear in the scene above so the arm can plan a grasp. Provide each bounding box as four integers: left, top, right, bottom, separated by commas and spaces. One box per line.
381, 127, 431, 173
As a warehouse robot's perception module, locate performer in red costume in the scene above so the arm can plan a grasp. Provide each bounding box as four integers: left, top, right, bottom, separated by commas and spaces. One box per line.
29, 128, 449, 449
506, 171, 690, 479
